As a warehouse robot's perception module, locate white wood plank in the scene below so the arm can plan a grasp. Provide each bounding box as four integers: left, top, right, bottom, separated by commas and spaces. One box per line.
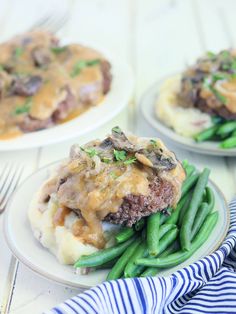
0, 150, 39, 312
7, 264, 81, 314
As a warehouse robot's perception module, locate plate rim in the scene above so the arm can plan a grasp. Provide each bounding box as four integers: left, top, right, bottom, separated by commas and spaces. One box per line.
3, 160, 230, 289
140, 79, 236, 156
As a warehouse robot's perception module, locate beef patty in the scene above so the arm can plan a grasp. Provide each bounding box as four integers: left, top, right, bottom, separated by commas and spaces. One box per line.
178, 50, 236, 120
104, 176, 174, 226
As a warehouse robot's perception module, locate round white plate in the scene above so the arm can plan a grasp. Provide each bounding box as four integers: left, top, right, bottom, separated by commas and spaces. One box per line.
140, 81, 236, 156
4, 162, 230, 289
0, 48, 134, 151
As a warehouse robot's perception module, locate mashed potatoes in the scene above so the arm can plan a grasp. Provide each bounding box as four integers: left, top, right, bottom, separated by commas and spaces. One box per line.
28, 180, 118, 265
155, 75, 213, 137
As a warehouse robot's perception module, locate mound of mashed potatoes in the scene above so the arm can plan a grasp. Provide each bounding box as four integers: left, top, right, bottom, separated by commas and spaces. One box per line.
155, 75, 213, 137
28, 178, 118, 265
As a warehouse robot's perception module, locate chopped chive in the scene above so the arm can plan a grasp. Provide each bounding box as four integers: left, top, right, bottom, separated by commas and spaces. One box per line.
51, 46, 67, 54
110, 171, 118, 179
221, 50, 230, 58
101, 157, 112, 163
150, 139, 158, 147
212, 72, 228, 82
210, 86, 227, 104
124, 157, 136, 165
14, 47, 24, 58
207, 51, 215, 59
70, 59, 100, 77
114, 149, 127, 161
14, 97, 32, 115
112, 126, 122, 134
81, 147, 98, 158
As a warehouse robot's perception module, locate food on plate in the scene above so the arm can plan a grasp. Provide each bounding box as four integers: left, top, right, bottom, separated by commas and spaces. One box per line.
28, 127, 185, 265
28, 128, 218, 279
0, 31, 112, 139
156, 50, 236, 148
75, 160, 218, 280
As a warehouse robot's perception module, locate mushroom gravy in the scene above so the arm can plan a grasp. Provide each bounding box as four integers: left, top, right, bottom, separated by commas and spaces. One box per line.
0, 31, 112, 139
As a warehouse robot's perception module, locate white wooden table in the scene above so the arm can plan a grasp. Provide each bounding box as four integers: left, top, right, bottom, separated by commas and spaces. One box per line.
1, 0, 236, 313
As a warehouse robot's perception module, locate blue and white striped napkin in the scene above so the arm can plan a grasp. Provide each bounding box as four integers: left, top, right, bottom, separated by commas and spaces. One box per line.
45, 199, 236, 314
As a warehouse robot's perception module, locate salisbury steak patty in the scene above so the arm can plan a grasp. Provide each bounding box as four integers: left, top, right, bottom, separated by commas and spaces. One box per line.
37, 127, 185, 249
105, 176, 174, 226
178, 50, 236, 120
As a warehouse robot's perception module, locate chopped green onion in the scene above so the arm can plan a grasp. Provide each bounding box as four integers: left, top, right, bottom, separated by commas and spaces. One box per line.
14, 47, 24, 58
81, 147, 98, 158
14, 98, 32, 115
124, 157, 136, 165
210, 86, 227, 104
207, 51, 215, 59
112, 126, 122, 134
70, 59, 100, 77
51, 46, 67, 54
101, 157, 112, 163
110, 171, 118, 179
221, 50, 230, 58
212, 72, 228, 82
150, 139, 158, 147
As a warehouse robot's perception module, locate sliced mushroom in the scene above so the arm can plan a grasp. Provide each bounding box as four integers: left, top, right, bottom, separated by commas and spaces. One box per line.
136, 149, 176, 171
11, 75, 43, 96
109, 126, 136, 152
31, 46, 51, 67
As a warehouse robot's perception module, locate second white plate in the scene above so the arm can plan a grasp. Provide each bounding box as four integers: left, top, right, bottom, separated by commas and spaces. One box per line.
140, 81, 236, 156
0, 46, 134, 151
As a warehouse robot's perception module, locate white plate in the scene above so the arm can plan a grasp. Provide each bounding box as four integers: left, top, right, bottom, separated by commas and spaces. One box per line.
4, 162, 230, 289
0, 48, 134, 151
140, 81, 236, 156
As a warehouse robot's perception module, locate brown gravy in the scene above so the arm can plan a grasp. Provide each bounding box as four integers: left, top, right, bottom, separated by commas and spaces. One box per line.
0, 31, 111, 139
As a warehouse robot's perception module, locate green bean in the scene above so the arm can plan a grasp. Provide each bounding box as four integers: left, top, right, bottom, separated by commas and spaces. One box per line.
138, 226, 179, 276
232, 129, 236, 137
165, 192, 190, 225
185, 164, 196, 177
115, 227, 135, 243
141, 241, 179, 277
205, 186, 215, 212
140, 266, 159, 277
157, 227, 178, 255
74, 237, 135, 268
160, 208, 173, 225
124, 242, 148, 278
136, 212, 218, 268
135, 218, 145, 231
95, 258, 119, 270
147, 212, 161, 256
107, 238, 142, 280
217, 121, 236, 136
180, 168, 210, 251
191, 202, 211, 239
181, 173, 199, 198
194, 125, 219, 142
220, 136, 236, 149
178, 192, 192, 226
159, 223, 176, 238
182, 159, 189, 169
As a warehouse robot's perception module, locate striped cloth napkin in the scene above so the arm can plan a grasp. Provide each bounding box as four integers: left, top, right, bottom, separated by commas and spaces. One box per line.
45, 199, 236, 314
